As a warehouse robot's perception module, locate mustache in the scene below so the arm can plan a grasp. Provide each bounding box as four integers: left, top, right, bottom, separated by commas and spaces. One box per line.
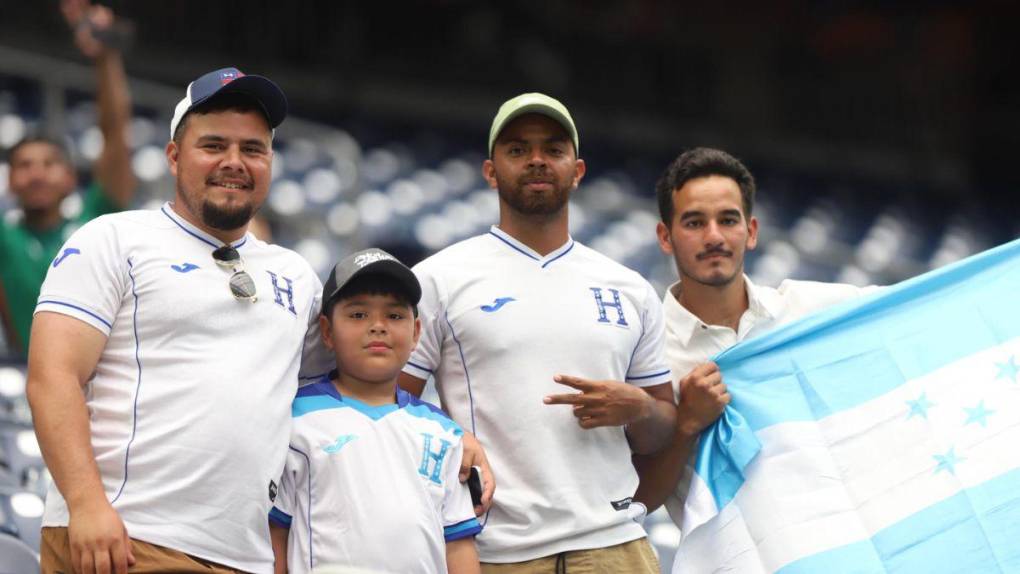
206, 174, 253, 189
518, 169, 554, 184
697, 246, 733, 260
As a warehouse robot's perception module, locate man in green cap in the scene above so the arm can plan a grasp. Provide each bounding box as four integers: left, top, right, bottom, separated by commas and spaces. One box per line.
399, 93, 676, 572
0, 0, 135, 356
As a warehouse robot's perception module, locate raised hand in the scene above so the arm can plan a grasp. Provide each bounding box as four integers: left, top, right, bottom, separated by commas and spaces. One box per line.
544, 374, 656, 429
60, 0, 115, 59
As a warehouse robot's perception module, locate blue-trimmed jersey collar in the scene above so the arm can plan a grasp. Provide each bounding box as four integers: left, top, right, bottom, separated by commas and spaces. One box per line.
161, 202, 249, 250
488, 225, 575, 268
295, 377, 462, 432
298, 375, 409, 406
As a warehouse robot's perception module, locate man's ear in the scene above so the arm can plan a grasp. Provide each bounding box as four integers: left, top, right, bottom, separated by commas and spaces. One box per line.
656, 221, 674, 256
482, 159, 498, 190
411, 316, 422, 350
318, 315, 334, 351
746, 215, 759, 251
166, 140, 179, 179
572, 158, 586, 189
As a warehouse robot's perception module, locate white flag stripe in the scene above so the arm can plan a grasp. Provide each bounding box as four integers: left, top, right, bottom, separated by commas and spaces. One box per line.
678, 338, 1020, 572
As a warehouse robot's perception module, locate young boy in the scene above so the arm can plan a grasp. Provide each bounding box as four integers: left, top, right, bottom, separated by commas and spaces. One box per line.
269, 248, 482, 574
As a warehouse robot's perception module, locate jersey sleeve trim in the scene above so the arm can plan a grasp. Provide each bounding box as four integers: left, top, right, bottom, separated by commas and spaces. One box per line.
269, 506, 292, 529
35, 299, 114, 334
625, 369, 673, 387
404, 359, 434, 375
443, 517, 482, 541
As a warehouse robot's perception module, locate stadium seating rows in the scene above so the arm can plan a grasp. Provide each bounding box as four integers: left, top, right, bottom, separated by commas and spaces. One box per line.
0, 75, 1014, 569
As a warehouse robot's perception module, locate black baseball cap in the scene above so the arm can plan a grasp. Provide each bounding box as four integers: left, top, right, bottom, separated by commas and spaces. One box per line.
321, 248, 422, 315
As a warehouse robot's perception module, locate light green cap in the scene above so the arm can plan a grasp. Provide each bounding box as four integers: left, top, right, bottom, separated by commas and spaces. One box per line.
488, 92, 579, 157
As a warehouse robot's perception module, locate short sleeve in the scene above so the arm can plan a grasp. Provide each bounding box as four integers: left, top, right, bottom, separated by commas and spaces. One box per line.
269, 447, 302, 529
625, 281, 672, 388
299, 274, 333, 381
441, 439, 482, 542
403, 263, 446, 380
35, 216, 126, 336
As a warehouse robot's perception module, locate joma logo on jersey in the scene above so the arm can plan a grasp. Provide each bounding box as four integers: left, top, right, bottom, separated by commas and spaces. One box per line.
52, 247, 81, 268
419, 433, 451, 485
590, 287, 629, 327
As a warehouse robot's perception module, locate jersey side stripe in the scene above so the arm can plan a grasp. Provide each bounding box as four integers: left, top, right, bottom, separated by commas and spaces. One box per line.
444, 311, 476, 434
111, 258, 144, 504
289, 445, 313, 570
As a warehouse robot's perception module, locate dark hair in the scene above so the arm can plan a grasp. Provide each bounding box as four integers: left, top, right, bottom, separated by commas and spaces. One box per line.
172, 92, 269, 143
6, 135, 72, 166
654, 147, 756, 225
324, 274, 419, 319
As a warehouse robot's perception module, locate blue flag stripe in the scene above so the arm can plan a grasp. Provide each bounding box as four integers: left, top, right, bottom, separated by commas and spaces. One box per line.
693, 237, 1020, 524
716, 237, 1020, 433
776, 465, 1020, 573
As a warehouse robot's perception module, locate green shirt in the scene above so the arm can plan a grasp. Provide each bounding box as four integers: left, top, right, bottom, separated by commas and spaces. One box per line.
0, 183, 119, 354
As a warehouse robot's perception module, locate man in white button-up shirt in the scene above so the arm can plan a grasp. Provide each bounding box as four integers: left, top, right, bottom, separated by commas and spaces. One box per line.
632, 147, 871, 529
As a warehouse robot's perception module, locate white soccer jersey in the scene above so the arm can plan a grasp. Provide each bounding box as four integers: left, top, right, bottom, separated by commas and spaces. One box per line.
35, 203, 331, 573
402, 225, 672, 562
270, 380, 481, 574
662, 275, 873, 526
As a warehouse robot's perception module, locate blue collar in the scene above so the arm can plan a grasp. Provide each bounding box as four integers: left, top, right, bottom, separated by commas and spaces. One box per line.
160, 202, 249, 250
488, 225, 575, 268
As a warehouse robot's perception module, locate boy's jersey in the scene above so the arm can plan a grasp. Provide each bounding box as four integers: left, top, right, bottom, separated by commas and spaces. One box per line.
271, 379, 481, 574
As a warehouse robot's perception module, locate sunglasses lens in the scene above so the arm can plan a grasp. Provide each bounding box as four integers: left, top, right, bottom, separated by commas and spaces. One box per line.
229, 271, 257, 301
212, 245, 241, 266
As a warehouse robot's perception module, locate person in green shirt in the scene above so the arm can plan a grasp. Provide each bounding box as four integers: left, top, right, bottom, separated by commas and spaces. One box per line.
0, 0, 135, 356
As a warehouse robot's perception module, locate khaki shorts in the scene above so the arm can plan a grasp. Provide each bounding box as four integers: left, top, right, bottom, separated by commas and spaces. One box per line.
40, 527, 245, 573
481, 537, 659, 574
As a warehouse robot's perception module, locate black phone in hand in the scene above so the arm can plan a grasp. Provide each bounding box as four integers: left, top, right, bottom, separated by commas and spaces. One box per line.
467, 467, 483, 507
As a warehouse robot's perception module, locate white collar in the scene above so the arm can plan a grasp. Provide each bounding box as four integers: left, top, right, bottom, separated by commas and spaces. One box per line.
663, 274, 777, 345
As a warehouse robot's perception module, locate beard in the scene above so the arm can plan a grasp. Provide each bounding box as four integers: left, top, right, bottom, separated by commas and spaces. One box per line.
176, 170, 259, 231
673, 240, 744, 288
200, 199, 256, 231
684, 266, 741, 288
496, 169, 572, 217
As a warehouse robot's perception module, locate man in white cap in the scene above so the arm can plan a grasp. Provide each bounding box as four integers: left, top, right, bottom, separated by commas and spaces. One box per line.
27, 67, 330, 574
399, 93, 676, 572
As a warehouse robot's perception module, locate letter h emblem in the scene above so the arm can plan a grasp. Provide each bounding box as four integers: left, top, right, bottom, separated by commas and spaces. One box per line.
266, 271, 297, 315
419, 433, 451, 485
590, 287, 628, 326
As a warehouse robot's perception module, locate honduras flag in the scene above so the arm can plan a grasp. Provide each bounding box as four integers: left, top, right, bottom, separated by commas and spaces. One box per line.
675, 238, 1020, 573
